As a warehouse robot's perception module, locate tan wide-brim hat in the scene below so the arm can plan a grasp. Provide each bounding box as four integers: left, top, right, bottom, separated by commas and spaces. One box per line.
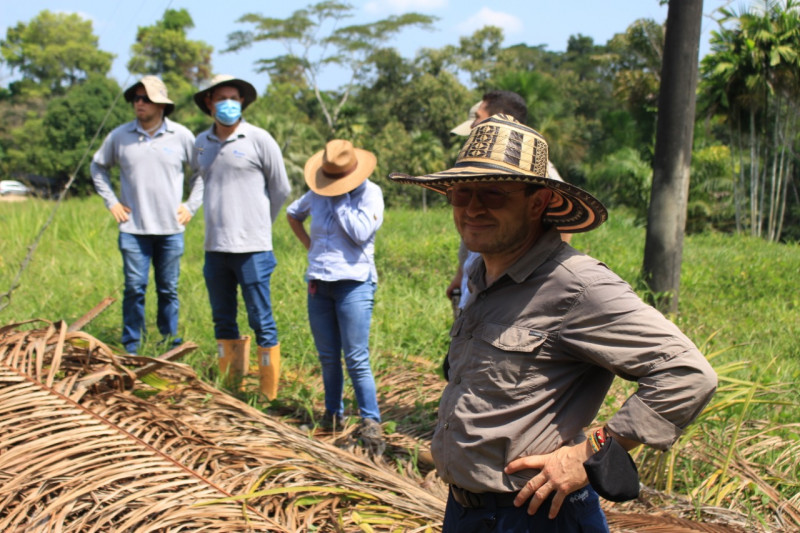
390, 114, 607, 233
450, 101, 482, 136
193, 74, 257, 116
304, 139, 377, 197
124, 76, 175, 116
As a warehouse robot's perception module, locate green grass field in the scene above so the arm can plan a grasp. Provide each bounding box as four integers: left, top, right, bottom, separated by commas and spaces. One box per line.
2, 196, 799, 528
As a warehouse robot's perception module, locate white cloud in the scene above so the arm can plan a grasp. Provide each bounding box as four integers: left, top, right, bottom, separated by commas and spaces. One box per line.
365, 0, 448, 15
458, 7, 523, 36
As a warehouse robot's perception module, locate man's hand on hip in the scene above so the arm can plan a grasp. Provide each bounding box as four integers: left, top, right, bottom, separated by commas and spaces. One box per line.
504, 440, 593, 518
177, 204, 192, 225
109, 202, 131, 223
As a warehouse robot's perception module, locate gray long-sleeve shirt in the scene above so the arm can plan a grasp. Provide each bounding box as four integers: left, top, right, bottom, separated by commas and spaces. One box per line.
195, 121, 290, 253
433, 228, 717, 494
90, 118, 203, 235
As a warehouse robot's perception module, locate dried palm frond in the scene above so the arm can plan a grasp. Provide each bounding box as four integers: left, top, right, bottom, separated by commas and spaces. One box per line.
0, 319, 444, 531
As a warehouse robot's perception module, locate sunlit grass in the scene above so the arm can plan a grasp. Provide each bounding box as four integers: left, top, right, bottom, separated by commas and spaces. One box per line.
2, 195, 799, 529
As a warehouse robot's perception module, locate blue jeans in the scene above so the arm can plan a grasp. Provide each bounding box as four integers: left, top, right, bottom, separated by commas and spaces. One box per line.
203, 251, 278, 348
307, 279, 380, 422
119, 232, 184, 353
443, 485, 609, 533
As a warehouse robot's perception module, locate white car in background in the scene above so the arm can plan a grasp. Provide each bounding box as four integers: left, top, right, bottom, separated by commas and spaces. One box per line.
0, 180, 31, 196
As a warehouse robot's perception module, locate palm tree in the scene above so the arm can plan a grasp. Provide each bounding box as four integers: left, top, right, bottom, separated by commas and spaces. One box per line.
699, 0, 800, 241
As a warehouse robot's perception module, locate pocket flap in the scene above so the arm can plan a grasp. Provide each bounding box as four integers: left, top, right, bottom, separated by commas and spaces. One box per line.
478, 323, 547, 353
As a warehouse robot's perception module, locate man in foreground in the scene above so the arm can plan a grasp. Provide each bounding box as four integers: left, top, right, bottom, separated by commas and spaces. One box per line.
193, 74, 291, 399
447, 90, 569, 314
389, 115, 717, 532
91, 76, 202, 355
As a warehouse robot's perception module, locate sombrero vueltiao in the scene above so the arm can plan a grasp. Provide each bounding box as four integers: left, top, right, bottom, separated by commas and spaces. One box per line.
389, 114, 607, 233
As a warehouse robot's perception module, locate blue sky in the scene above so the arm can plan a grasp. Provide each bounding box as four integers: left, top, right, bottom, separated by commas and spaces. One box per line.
2, 0, 733, 93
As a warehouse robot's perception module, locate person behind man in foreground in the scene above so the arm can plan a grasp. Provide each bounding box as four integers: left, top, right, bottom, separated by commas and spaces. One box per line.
389, 115, 717, 532
447, 90, 570, 313
286, 139, 386, 455
193, 74, 291, 399
91, 76, 202, 355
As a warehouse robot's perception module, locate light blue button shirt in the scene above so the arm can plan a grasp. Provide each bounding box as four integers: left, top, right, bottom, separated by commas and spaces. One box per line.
286, 180, 384, 283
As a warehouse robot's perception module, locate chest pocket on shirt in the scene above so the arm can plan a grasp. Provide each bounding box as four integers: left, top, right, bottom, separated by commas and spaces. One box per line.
473, 323, 549, 396
479, 322, 547, 353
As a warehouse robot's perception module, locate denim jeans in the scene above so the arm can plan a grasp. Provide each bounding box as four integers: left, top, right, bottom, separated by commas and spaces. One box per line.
118, 232, 184, 354
443, 485, 609, 533
307, 279, 380, 422
203, 251, 278, 348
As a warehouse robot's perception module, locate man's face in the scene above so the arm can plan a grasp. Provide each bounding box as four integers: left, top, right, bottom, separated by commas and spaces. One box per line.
206, 86, 243, 117
450, 182, 551, 258
470, 101, 491, 128
132, 87, 164, 123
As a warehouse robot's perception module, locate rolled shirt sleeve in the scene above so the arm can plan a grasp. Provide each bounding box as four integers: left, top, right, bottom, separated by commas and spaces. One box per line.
559, 275, 718, 450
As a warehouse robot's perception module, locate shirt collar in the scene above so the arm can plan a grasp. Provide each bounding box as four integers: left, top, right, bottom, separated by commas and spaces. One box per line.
207, 119, 248, 142
471, 227, 564, 292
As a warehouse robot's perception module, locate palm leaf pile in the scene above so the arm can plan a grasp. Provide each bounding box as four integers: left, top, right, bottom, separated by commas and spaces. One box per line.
0, 318, 444, 532
0, 311, 773, 532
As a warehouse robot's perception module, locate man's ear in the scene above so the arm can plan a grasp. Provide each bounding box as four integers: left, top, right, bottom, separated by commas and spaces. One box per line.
530, 188, 553, 218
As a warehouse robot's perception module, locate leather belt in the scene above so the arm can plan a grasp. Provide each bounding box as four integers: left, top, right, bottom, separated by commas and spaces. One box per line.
450, 485, 519, 509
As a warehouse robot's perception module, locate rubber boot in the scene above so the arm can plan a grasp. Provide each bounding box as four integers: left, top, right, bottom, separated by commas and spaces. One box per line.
217, 336, 250, 390
258, 343, 281, 400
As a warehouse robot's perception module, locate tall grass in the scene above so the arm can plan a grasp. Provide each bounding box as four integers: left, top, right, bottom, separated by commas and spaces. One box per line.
2, 196, 799, 528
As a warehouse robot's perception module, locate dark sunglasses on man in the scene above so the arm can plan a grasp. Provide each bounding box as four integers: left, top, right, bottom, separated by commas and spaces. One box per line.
446, 184, 533, 209
131, 94, 153, 104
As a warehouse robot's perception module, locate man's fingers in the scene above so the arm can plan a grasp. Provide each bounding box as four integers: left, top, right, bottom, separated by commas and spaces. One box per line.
505, 454, 544, 474
525, 483, 552, 516
548, 491, 566, 519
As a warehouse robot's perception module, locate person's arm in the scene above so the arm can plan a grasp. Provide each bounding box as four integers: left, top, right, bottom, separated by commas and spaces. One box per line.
446, 265, 463, 299
286, 192, 312, 250
179, 130, 204, 226
504, 426, 642, 518
507, 273, 716, 518
261, 132, 291, 223
90, 132, 128, 223
286, 213, 311, 251
328, 183, 383, 245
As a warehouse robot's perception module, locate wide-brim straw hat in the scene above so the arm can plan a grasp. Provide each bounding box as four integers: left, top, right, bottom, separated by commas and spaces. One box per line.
450, 100, 482, 136
389, 114, 607, 233
304, 139, 376, 197
193, 74, 257, 116
124, 76, 175, 116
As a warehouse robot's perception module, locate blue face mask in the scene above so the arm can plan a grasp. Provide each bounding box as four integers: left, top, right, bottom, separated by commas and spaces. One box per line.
214, 99, 242, 126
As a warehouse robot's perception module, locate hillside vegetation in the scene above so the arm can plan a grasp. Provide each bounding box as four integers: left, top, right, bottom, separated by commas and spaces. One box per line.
1, 197, 798, 529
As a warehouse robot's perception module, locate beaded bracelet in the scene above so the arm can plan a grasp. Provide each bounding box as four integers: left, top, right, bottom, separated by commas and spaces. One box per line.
588, 427, 607, 453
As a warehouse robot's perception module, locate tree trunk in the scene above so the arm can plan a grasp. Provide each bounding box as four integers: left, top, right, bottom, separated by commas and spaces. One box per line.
642, 0, 703, 314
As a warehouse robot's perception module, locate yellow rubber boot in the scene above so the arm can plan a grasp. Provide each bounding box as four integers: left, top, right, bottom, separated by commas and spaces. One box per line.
258, 343, 281, 400
217, 336, 250, 390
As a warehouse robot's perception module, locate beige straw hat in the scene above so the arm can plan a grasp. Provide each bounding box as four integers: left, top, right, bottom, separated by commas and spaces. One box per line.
304, 139, 377, 197
450, 101, 482, 136
193, 74, 257, 115
124, 76, 175, 116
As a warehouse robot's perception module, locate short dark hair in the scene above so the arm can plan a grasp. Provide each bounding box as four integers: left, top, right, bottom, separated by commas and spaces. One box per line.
482, 90, 527, 124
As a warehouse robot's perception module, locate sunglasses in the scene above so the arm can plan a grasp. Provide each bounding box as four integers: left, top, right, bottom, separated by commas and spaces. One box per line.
131, 94, 152, 104
446, 185, 529, 209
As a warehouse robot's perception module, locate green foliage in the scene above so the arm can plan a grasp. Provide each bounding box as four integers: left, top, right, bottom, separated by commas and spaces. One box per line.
6, 75, 129, 194
0, 10, 113, 97
586, 147, 653, 222
225, 1, 436, 132
687, 144, 736, 233
127, 8, 213, 95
